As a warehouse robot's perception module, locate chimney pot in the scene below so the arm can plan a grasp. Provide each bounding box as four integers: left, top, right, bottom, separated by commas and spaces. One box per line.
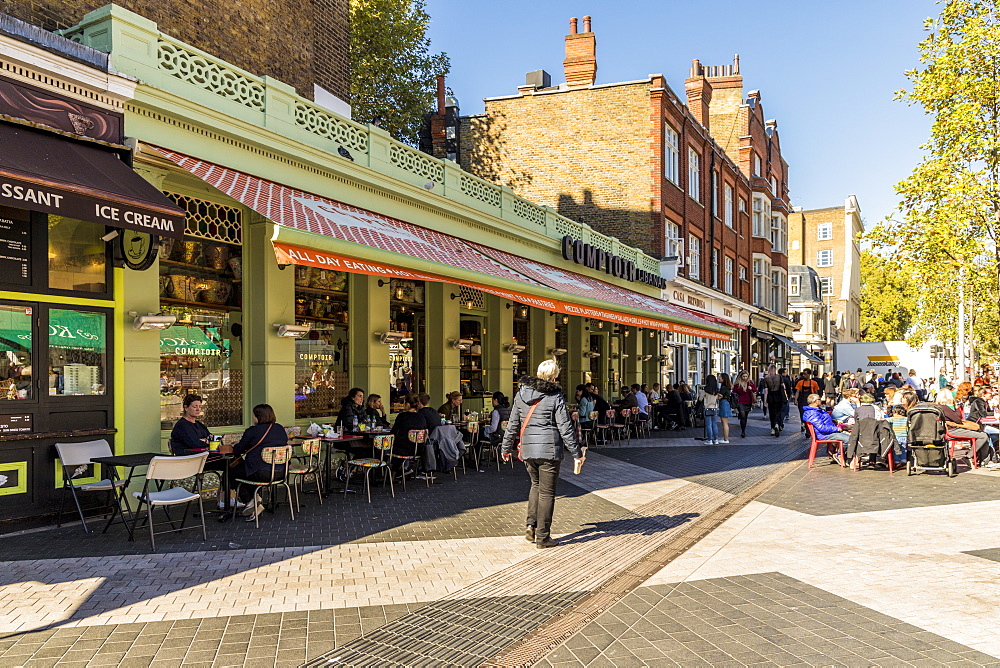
564, 16, 597, 87
569, 17, 578, 34
583, 16, 591, 32
436, 74, 445, 115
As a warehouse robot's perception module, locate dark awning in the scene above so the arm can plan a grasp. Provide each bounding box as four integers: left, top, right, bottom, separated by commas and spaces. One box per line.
773, 333, 825, 365
0, 123, 185, 238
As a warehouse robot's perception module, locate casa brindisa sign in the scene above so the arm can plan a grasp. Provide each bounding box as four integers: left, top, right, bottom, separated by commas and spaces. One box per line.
560, 235, 666, 289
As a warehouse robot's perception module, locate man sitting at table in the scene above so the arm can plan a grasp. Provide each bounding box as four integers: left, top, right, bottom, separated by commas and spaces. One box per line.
230, 403, 289, 519
170, 394, 211, 455
417, 393, 440, 436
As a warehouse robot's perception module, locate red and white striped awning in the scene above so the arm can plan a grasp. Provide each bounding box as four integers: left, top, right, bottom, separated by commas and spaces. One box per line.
154, 147, 731, 340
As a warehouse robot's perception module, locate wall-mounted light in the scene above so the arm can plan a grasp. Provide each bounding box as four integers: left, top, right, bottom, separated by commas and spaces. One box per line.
584, 350, 601, 359
639, 354, 654, 362
519, 306, 529, 318
274, 323, 311, 339
549, 348, 567, 356
561, 315, 570, 325
649, 330, 656, 338
131, 312, 176, 331
623, 329, 631, 337
377, 279, 389, 287
505, 343, 527, 354
597, 321, 604, 329
449, 338, 474, 350
376, 331, 407, 344
620, 353, 631, 359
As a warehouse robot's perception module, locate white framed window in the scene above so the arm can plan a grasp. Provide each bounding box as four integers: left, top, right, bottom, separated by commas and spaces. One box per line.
817, 222, 833, 240
817, 249, 834, 267
724, 184, 734, 228
711, 248, 719, 288
771, 269, 786, 316
770, 213, 786, 253
752, 196, 770, 238
664, 124, 679, 185
725, 257, 734, 294
711, 171, 719, 217
820, 276, 834, 296
789, 274, 800, 297
739, 265, 747, 282
665, 221, 682, 264
739, 197, 748, 214
688, 147, 700, 201
688, 234, 701, 280
753, 259, 766, 308
753, 153, 762, 176
769, 176, 777, 194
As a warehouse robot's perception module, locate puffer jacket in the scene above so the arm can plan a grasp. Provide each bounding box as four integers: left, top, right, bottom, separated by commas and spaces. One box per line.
501, 376, 582, 461
802, 404, 841, 441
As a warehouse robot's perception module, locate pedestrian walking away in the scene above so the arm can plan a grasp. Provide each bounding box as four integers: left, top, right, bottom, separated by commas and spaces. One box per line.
763, 365, 788, 437
502, 359, 585, 549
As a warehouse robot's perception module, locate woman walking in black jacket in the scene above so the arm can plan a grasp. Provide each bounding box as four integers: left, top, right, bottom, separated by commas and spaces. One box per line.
502, 360, 585, 549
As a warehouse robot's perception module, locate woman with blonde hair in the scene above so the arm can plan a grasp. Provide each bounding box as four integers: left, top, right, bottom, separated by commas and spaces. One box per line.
502, 359, 585, 549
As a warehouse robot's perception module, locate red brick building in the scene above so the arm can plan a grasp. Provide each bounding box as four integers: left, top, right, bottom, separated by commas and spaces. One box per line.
438, 18, 797, 379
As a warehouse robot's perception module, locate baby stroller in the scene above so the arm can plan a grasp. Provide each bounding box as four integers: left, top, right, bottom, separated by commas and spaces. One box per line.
906, 403, 956, 477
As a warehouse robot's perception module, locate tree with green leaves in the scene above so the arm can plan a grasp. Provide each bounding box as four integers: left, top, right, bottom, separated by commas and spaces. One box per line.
859, 251, 917, 341
868, 0, 1000, 359
350, 0, 450, 144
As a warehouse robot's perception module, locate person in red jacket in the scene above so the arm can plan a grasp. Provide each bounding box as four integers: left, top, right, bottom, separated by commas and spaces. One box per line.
732, 371, 757, 438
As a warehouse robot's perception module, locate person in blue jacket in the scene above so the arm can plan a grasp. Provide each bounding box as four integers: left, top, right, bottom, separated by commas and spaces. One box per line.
802, 394, 850, 452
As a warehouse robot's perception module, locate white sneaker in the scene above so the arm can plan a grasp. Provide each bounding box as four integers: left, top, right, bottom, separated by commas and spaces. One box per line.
718, 440, 730, 444
706, 439, 716, 445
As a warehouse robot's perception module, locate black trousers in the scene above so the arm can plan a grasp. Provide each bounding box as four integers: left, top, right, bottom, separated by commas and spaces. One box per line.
767, 397, 785, 432
524, 458, 561, 543
231, 461, 283, 503
736, 403, 752, 434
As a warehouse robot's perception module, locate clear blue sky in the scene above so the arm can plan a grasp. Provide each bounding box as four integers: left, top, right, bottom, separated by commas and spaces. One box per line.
424, 0, 937, 231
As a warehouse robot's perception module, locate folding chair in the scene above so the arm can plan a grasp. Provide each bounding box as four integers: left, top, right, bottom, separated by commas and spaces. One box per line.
232, 445, 295, 527
288, 437, 323, 510
806, 422, 845, 468
344, 435, 394, 502
393, 429, 429, 489
55, 439, 128, 534
131, 453, 208, 551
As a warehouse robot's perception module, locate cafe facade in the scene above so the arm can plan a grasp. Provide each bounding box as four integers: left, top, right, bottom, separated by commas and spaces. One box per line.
0, 6, 731, 522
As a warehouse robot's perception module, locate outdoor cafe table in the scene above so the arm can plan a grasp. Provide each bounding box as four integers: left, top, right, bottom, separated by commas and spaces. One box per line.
90, 452, 159, 541
291, 434, 363, 491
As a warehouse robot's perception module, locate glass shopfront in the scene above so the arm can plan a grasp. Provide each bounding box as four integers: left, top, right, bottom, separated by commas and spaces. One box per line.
512, 307, 530, 394
158, 228, 244, 428
294, 266, 349, 419
388, 279, 426, 412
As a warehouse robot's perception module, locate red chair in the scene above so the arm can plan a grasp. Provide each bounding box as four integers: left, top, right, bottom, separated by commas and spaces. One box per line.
945, 431, 978, 469
806, 422, 845, 468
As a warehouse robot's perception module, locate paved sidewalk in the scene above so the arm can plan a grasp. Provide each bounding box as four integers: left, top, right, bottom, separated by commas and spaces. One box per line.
0, 413, 806, 666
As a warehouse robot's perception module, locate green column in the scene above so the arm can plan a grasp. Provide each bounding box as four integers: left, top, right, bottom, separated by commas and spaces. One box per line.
484, 294, 513, 397
529, 307, 555, 377
120, 262, 161, 453
426, 282, 460, 405
348, 274, 390, 396
622, 327, 639, 387
244, 216, 295, 422
565, 316, 587, 391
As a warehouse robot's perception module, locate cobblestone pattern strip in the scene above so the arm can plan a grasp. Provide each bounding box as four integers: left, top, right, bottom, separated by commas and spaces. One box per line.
536, 573, 1000, 667
313, 443, 804, 666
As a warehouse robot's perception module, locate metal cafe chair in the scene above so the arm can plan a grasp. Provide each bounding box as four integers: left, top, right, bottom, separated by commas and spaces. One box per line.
343, 434, 394, 502
54, 439, 129, 533
393, 429, 429, 490
288, 437, 323, 511
131, 453, 209, 551
593, 410, 615, 446
232, 445, 295, 527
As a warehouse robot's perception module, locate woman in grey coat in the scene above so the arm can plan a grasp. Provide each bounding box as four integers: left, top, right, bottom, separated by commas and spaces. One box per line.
502, 360, 585, 548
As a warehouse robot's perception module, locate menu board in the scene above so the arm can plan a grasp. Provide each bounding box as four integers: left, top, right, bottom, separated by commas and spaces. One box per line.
0, 414, 31, 434
0, 206, 30, 285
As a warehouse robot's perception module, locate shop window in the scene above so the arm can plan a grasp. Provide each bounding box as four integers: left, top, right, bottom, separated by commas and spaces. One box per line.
513, 309, 530, 395
49, 308, 106, 396
294, 266, 349, 419
158, 199, 244, 428
0, 304, 32, 401
388, 279, 426, 412
460, 318, 485, 397
47, 217, 107, 293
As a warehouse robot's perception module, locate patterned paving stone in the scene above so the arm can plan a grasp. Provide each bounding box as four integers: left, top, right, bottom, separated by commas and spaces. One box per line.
540, 573, 1000, 667
755, 454, 1000, 516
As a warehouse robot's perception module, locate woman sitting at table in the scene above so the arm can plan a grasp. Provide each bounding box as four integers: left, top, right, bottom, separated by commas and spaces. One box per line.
438, 391, 463, 421
335, 387, 367, 431
230, 403, 289, 519
365, 393, 390, 428
391, 393, 428, 473
576, 385, 596, 433
484, 391, 512, 444
170, 394, 211, 455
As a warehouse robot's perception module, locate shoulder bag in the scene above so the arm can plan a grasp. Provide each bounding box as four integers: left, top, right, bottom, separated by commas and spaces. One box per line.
229, 423, 274, 468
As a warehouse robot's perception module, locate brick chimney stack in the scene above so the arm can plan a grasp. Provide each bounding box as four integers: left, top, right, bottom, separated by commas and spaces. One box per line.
429, 74, 447, 158
684, 58, 713, 131
564, 15, 597, 87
